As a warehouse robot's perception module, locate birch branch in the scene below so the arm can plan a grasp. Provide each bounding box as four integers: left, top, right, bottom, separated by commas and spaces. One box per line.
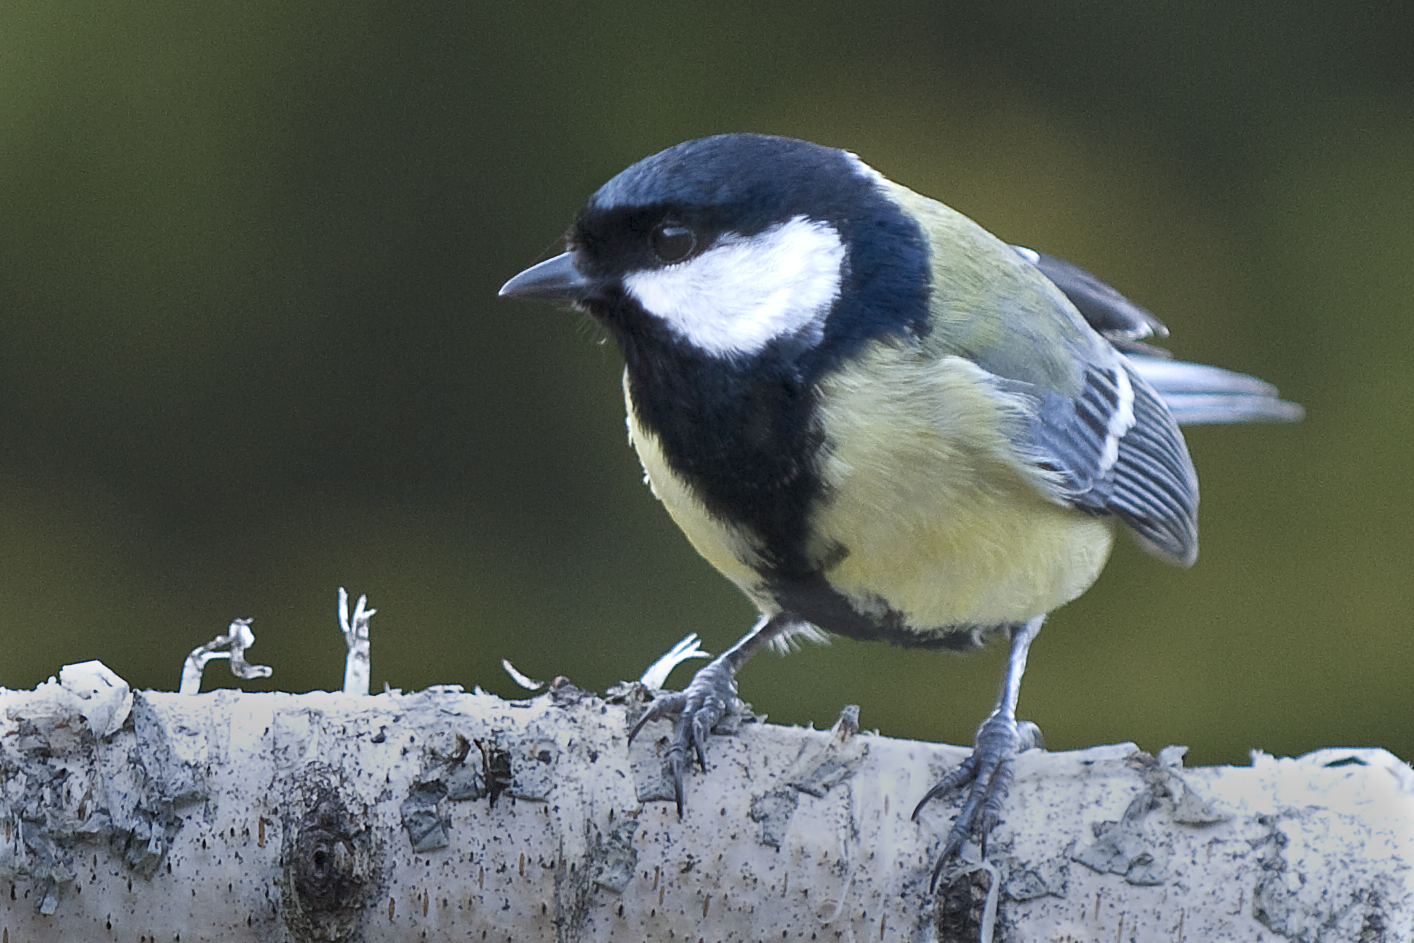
1, 667, 1411, 942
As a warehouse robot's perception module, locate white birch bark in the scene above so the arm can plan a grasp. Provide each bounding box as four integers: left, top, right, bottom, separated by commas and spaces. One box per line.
1, 665, 1411, 942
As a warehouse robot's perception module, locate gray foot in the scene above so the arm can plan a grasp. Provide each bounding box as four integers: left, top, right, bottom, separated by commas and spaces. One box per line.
628, 657, 740, 815
912, 712, 1042, 889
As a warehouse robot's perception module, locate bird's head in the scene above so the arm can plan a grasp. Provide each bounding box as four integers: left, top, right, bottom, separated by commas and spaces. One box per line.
500, 134, 932, 365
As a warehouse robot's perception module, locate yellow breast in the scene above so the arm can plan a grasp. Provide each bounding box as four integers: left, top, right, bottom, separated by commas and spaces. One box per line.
810, 341, 1115, 630
622, 340, 1115, 636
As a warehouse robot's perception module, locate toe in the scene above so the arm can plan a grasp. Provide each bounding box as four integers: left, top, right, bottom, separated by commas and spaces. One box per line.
628, 690, 688, 742
629, 653, 747, 815
919, 714, 1041, 887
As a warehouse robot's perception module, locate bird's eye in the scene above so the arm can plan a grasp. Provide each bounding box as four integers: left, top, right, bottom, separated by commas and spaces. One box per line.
650, 224, 696, 264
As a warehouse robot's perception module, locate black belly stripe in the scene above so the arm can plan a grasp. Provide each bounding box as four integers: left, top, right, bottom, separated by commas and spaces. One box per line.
768, 571, 1012, 652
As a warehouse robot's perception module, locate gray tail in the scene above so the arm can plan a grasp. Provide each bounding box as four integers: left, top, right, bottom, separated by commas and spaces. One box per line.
1126, 355, 1304, 425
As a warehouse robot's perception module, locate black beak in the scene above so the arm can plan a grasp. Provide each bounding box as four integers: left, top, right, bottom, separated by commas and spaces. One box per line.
498, 252, 591, 302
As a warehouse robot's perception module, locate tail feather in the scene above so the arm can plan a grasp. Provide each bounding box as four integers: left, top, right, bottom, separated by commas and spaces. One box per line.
1127, 355, 1304, 425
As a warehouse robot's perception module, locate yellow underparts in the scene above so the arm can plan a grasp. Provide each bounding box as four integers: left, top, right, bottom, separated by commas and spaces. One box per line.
811, 342, 1114, 630
623, 343, 1116, 635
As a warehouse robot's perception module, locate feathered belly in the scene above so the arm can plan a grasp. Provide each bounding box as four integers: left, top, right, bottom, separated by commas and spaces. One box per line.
810, 349, 1116, 636
624, 374, 775, 608
811, 469, 1114, 636
623, 353, 1117, 642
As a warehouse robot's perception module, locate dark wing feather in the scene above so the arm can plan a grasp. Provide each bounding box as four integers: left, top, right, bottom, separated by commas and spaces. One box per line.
1005, 247, 1200, 565
1012, 246, 1171, 354
1104, 374, 1198, 564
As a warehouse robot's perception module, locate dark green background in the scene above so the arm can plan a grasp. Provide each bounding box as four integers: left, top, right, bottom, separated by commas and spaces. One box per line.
2, 1, 1410, 767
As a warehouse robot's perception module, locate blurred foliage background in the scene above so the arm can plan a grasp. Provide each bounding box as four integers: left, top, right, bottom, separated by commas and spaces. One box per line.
1, 0, 1410, 768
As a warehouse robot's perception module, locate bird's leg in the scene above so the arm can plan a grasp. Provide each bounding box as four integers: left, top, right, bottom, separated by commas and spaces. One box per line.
629, 613, 794, 814
913, 615, 1045, 890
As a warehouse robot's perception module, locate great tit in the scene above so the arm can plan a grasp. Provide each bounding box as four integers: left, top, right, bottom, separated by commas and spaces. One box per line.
500, 133, 1301, 885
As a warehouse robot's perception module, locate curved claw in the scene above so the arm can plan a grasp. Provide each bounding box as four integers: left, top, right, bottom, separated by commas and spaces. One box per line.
690, 710, 713, 770
911, 753, 980, 821
626, 658, 742, 815
665, 738, 689, 816
916, 713, 1041, 891
628, 690, 687, 743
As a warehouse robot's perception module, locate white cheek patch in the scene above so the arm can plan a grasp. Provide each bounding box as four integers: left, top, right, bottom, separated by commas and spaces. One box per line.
624, 216, 846, 357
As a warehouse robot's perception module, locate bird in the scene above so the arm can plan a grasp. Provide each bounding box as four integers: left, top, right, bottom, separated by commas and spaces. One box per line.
499, 133, 1302, 887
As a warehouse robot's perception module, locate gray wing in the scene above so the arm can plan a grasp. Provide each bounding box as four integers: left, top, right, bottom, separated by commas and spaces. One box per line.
1004, 247, 1200, 565
1015, 245, 1303, 424
1017, 358, 1199, 566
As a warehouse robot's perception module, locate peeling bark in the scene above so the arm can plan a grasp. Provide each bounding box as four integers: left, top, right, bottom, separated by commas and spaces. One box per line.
2, 668, 1411, 942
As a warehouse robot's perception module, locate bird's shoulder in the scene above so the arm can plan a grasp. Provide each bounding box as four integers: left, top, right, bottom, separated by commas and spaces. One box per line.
876, 181, 1109, 395
850, 180, 1198, 563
